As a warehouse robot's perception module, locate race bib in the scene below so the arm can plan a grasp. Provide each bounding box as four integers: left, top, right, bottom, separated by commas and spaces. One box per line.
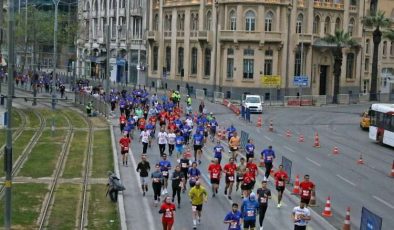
162, 171, 168, 176
212, 173, 218, 179
247, 210, 254, 217
267, 156, 272, 161
164, 210, 172, 218
177, 140, 182, 144
302, 190, 310, 197
278, 181, 284, 187
230, 222, 237, 229
192, 206, 197, 212
195, 140, 201, 145
238, 177, 243, 180
121, 120, 125, 124
260, 197, 267, 203
181, 163, 187, 168
123, 146, 129, 151
228, 176, 234, 182
153, 178, 159, 183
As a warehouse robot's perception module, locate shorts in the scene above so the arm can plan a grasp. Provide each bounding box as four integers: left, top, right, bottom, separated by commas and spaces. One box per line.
140, 177, 148, 185
230, 147, 238, 152
241, 182, 253, 191
210, 178, 220, 184
192, 204, 203, 212
175, 146, 184, 153
236, 175, 244, 182
225, 175, 235, 183
204, 131, 208, 137
243, 220, 256, 229
276, 186, 285, 192
121, 150, 128, 155
301, 197, 311, 205
194, 145, 202, 152
162, 218, 174, 225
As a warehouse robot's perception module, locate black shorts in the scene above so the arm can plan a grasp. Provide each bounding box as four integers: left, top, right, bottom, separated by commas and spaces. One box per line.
236, 175, 244, 182
121, 150, 128, 155
230, 147, 238, 152
276, 186, 285, 192
301, 197, 311, 205
210, 178, 220, 184
204, 131, 208, 137
225, 175, 235, 183
241, 182, 253, 191
194, 145, 202, 152
192, 204, 203, 212
243, 219, 256, 228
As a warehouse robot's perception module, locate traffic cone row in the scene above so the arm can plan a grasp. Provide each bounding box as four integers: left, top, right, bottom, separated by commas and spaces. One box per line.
298, 134, 304, 143
292, 175, 300, 195
286, 129, 292, 138
343, 207, 351, 230
332, 146, 339, 155
314, 132, 320, 148
268, 120, 274, 132
390, 160, 394, 177
256, 115, 262, 127
322, 196, 333, 217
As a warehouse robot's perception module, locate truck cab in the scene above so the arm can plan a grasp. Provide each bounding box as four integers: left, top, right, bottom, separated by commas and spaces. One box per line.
242, 95, 263, 114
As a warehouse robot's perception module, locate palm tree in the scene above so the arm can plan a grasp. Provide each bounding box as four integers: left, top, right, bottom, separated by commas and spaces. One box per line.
386, 29, 394, 41
362, 11, 392, 101
322, 30, 358, 104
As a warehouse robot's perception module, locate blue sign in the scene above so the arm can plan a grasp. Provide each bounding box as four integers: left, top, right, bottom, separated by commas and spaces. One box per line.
293, 76, 309, 87
240, 131, 249, 151
360, 207, 382, 230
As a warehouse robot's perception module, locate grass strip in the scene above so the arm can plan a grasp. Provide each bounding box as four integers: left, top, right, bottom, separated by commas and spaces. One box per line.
0, 183, 48, 229
46, 184, 80, 230
62, 131, 88, 178
91, 129, 113, 178
40, 109, 68, 128
18, 130, 66, 178
87, 184, 120, 229
24, 109, 40, 128
62, 110, 88, 128
11, 109, 22, 128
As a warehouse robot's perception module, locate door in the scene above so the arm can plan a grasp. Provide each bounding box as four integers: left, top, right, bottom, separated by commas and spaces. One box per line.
319, 65, 328, 95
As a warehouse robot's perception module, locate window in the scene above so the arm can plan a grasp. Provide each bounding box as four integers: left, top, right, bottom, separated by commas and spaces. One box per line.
243, 47, 254, 79
245, 11, 255, 31
191, 13, 199, 31
228, 48, 234, 55
365, 58, 369, 72
391, 42, 394, 56
366, 39, 370, 54
265, 11, 273, 32
229, 10, 236, 30
178, 14, 185, 31
112, 0, 116, 9
191, 47, 198, 75
227, 48, 234, 79
348, 18, 355, 36
154, 14, 159, 31
206, 11, 212, 30
111, 17, 116, 37
363, 79, 369, 94
296, 14, 303, 34
120, 0, 125, 8
153, 46, 158, 71
94, 0, 98, 12
324, 16, 331, 34
165, 15, 172, 31
165, 47, 171, 72
383, 41, 387, 56
204, 48, 211, 76
313, 15, 320, 34
335, 17, 341, 31
346, 53, 355, 79
178, 47, 184, 74
265, 49, 273, 57
294, 49, 302, 76
264, 60, 272, 75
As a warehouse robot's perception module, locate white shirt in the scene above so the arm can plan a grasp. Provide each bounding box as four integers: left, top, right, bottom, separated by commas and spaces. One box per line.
292, 206, 310, 226
140, 131, 150, 143
186, 118, 193, 127
157, 132, 168, 144
167, 133, 176, 145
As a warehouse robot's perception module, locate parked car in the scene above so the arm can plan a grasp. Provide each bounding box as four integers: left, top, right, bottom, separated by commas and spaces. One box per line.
242, 95, 263, 114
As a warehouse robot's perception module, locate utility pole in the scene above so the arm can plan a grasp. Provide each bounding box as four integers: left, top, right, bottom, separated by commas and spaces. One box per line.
4, 0, 15, 228
105, 24, 110, 102
52, 0, 60, 133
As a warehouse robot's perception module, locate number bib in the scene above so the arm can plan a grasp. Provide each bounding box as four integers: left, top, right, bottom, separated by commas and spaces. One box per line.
247, 210, 254, 217
192, 206, 197, 212
212, 173, 218, 179
267, 156, 272, 161
181, 163, 187, 168
164, 210, 172, 218
162, 171, 168, 176
228, 176, 234, 182
260, 197, 267, 204
278, 181, 284, 187
302, 190, 310, 197
153, 178, 160, 183
230, 222, 238, 229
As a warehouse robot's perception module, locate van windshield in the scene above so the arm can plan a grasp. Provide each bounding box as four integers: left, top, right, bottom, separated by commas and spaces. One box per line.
245, 97, 260, 103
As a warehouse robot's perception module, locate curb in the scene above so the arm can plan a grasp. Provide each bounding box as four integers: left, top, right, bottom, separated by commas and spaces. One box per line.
109, 124, 127, 230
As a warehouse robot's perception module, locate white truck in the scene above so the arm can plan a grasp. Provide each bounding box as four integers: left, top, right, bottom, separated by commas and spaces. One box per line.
242, 95, 264, 113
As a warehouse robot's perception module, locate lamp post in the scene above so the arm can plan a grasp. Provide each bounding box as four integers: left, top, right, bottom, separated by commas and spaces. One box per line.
285, 2, 293, 97
52, 0, 60, 133
212, 0, 219, 94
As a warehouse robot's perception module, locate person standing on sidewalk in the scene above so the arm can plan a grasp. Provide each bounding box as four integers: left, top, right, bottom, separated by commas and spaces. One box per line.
292, 201, 311, 230
136, 155, 151, 196
261, 146, 276, 180
256, 180, 271, 230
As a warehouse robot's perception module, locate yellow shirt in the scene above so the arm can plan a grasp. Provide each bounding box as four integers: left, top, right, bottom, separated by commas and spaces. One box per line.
229, 136, 240, 148
188, 186, 207, 205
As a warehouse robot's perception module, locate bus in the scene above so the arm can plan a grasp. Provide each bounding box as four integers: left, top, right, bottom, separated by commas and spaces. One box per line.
369, 103, 394, 147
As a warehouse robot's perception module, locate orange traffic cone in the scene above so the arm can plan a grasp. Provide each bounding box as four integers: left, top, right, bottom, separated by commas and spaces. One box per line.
257, 115, 262, 127
322, 196, 333, 217
390, 160, 394, 177
259, 159, 265, 167
343, 207, 351, 230
298, 134, 304, 143
286, 129, 292, 138
269, 120, 274, 132
357, 154, 364, 165
333, 146, 339, 155
292, 175, 300, 195
314, 132, 320, 148
309, 189, 317, 207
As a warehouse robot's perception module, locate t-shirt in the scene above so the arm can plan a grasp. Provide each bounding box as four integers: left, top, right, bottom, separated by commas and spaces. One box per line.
136, 161, 150, 177
224, 163, 237, 176
179, 158, 191, 170
256, 188, 271, 206
208, 164, 222, 179
293, 206, 311, 226
213, 145, 224, 158
157, 132, 168, 145
175, 135, 184, 147
193, 133, 204, 146
245, 143, 255, 155
160, 203, 176, 220
229, 136, 240, 148
119, 137, 131, 149
300, 181, 315, 198
224, 210, 242, 230
159, 160, 172, 176
140, 131, 150, 143
246, 163, 258, 178
274, 171, 289, 187
167, 133, 176, 145
261, 149, 275, 163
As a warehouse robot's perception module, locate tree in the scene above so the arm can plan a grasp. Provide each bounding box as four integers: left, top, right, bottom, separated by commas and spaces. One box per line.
386, 29, 394, 41
322, 30, 358, 104
362, 11, 392, 101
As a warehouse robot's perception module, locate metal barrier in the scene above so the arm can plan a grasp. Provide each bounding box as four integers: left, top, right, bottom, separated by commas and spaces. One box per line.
338, 94, 350, 104
300, 95, 314, 106
195, 89, 205, 101
281, 156, 292, 184
213, 91, 224, 104
284, 96, 300, 107
240, 131, 249, 150
314, 95, 327, 106
180, 86, 188, 96
74, 92, 109, 117
358, 94, 369, 103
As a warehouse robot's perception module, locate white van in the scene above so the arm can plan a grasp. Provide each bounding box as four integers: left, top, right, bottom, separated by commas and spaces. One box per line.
242, 95, 263, 113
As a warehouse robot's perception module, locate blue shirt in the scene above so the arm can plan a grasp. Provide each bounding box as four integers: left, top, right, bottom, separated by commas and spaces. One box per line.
241, 199, 259, 221
188, 168, 201, 181
146, 123, 155, 131
214, 145, 224, 158
182, 125, 191, 137
159, 160, 171, 172
245, 144, 255, 155
224, 210, 242, 230
127, 118, 135, 128
196, 126, 205, 136
175, 135, 184, 147
261, 149, 275, 163
210, 120, 218, 130
193, 133, 204, 146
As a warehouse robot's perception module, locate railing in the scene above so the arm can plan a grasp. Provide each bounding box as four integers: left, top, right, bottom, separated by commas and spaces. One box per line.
314, 1, 344, 10
190, 31, 198, 37
164, 31, 172, 38
177, 31, 185, 37
349, 5, 357, 12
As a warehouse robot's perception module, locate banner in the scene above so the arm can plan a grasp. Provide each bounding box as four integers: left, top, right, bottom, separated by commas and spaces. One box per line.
260, 75, 281, 88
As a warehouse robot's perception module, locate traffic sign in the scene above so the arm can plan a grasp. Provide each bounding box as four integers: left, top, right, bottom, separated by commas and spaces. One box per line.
360, 207, 382, 230
293, 75, 309, 87
260, 75, 281, 88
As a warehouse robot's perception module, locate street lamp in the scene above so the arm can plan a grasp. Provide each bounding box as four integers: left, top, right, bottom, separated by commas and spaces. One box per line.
52, 0, 60, 133
213, 0, 219, 93
285, 2, 293, 97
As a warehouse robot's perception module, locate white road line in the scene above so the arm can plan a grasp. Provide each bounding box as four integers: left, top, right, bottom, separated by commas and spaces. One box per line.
277, 133, 282, 137
264, 135, 272, 141
306, 157, 321, 167
373, 195, 394, 209
336, 174, 356, 187
284, 146, 295, 153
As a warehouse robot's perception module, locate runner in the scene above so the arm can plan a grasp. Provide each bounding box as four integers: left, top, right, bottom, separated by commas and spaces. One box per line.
256, 180, 271, 230
171, 165, 184, 208
244, 139, 255, 163
151, 164, 164, 206
188, 162, 201, 188
241, 167, 255, 198
182, 121, 192, 145
178, 153, 192, 192
224, 157, 237, 200
292, 200, 311, 230
157, 127, 168, 156
167, 129, 176, 156
227, 125, 236, 142
159, 154, 172, 195
188, 180, 208, 229
136, 155, 151, 196
273, 164, 289, 208
236, 158, 246, 193
159, 196, 176, 230
241, 192, 260, 230
299, 174, 315, 207
213, 140, 225, 164
140, 127, 150, 154
209, 116, 218, 142
224, 203, 242, 230
229, 131, 240, 161
119, 133, 131, 166
119, 113, 127, 132
246, 158, 258, 187
261, 146, 276, 180
192, 130, 204, 164
208, 158, 222, 197
175, 130, 185, 158
127, 113, 136, 138
146, 121, 156, 147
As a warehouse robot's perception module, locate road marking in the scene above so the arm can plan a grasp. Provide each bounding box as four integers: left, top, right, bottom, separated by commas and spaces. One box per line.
336, 174, 356, 187
284, 146, 295, 153
306, 157, 321, 167
264, 135, 272, 142
277, 133, 282, 137
373, 195, 394, 209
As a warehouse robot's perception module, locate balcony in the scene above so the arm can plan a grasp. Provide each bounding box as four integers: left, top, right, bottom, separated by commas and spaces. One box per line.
219, 31, 282, 43
294, 33, 313, 44
109, 9, 115, 17
164, 31, 172, 39
100, 11, 106, 17
297, 0, 305, 7
265, 32, 282, 42
190, 30, 198, 39
197, 31, 213, 43
147, 31, 158, 41
314, 1, 344, 10
220, 0, 284, 3
349, 5, 357, 13
130, 7, 142, 16
177, 31, 185, 38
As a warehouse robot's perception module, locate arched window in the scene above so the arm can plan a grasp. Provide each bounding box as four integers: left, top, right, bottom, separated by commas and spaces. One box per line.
178, 47, 184, 75
346, 53, 355, 79
366, 39, 370, 54
348, 18, 355, 36
112, 0, 117, 9
313, 15, 320, 34
391, 42, 394, 56
324, 16, 331, 34
296, 14, 303, 34
154, 14, 159, 31
152, 46, 158, 71
191, 13, 199, 31
265, 11, 274, 32
245, 11, 255, 31
229, 10, 236, 30
85, 1, 90, 12
335, 17, 341, 31
120, 0, 125, 8
102, 0, 106, 9
191, 47, 198, 75
383, 41, 387, 56
206, 11, 212, 30
94, 0, 98, 12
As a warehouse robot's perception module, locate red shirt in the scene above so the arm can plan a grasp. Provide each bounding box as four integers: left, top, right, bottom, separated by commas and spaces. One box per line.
167, 122, 176, 132
246, 162, 258, 178
243, 172, 255, 184
138, 118, 146, 129
119, 137, 131, 150
119, 115, 127, 124
208, 164, 222, 179
274, 170, 288, 187
300, 181, 315, 198
159, 112, 167, 122
224, 163, 237, 176
149, 116, 157, 124
160, 203, 176, 222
